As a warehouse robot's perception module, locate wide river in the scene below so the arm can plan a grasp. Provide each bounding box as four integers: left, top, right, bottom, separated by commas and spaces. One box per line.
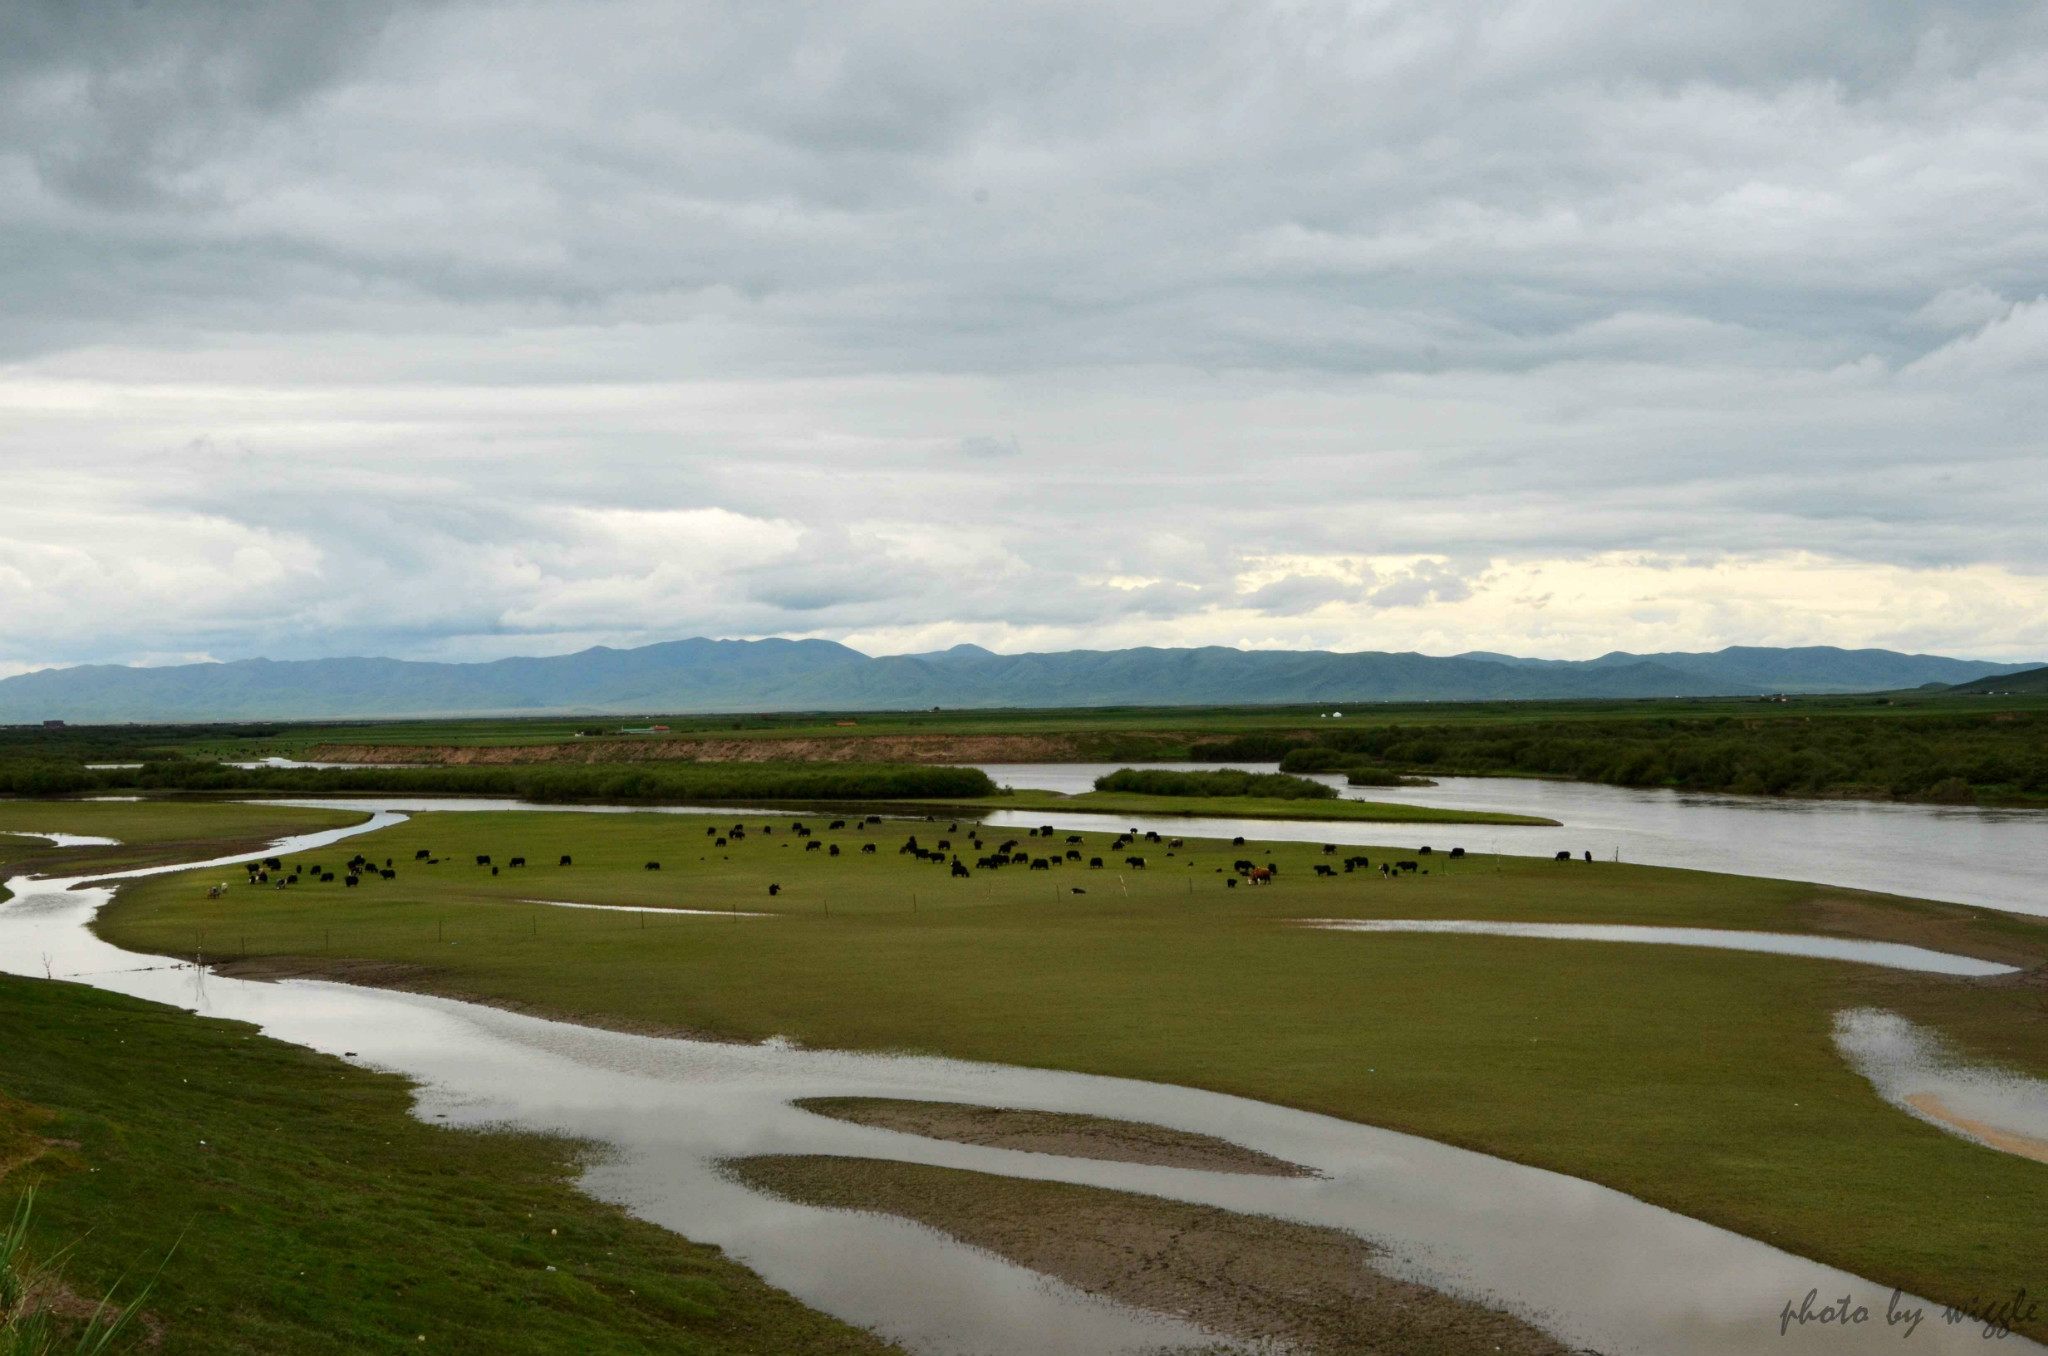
968, 763, 2048, 918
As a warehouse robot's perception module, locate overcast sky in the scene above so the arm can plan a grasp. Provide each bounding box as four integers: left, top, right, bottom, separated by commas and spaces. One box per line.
4, 0, 2047, 672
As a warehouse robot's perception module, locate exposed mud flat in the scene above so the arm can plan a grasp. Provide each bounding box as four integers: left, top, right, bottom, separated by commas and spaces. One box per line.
731, 1155, 1572, 1356
1835, 1009, 2048, 1165
797, 1098, 1313, 1177
303, 733, 1181, 766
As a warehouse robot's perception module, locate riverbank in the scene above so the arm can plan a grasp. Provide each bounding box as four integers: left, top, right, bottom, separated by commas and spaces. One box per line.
0, 973, 902, 1356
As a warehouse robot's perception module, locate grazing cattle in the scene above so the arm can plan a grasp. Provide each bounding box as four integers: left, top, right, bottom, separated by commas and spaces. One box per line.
321, 873, 335, 883
1030, 858, 1050, 870
1144, 831, 1161, 843
509, 857, 526, 868
560, 855, 572, 866
1231, 836, 1246, 846
1245, 868, 1272, 884
645, 861, 662, 871
1125, 856, 1147, 869
1449, 847, 1465, 859
1167, 839, 1184, 849
999, 840, 1020, 853
829, 819, 846, 829
1584, 850, 1593, 863
264, 857, 282, 870
866, 816, 882, 824
490, 866, 498, 876
1040, 825, 1054, 836
806, 840, 822, 852
951, 861, 970, 878
476, 855, 491, 866
1396, 860, 1418, 873
345, 876, 359, 888
381, 870, 396, 880
1065, 835, 1083, 845
1418, 846, 1433, 856
1313, 864, 1334, 876
936, 839, 950, 850
715, 838, 727, 847
1065, 850, 1081, 861
706, 827, 717, 836
1070, 887, 1086, 895
1233, 859, 1254, 872
1088, 857, 1104, 868
1555, 851, 1571, 861
767, 884, 781, 896
1322, 844, 1337, 855
861, 843, 877, 854
1266, 862, 1280, 875
1226, 878, 1239, 889
829, 844, 840, 856
414, 849, 430, 860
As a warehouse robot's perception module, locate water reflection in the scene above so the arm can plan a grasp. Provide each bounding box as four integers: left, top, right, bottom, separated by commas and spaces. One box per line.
1303, 919, 2018, 976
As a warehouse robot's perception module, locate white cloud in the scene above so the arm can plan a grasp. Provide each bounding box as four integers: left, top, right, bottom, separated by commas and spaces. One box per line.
0, 0, 2045, 668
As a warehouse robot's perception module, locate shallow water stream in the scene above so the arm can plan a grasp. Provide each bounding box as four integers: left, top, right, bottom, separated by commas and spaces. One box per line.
1, 805, 2039, 1355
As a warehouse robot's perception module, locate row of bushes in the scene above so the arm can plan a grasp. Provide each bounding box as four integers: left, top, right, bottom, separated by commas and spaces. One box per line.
1093, 768, 1337, 800
1193, 711, 2048, 803
0, 760, 996, 803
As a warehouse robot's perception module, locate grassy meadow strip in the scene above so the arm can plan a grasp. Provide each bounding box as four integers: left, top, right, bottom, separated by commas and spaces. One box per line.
949, 788, 1555, 823
0, 762, 997, 803
0, 802, 370, 897
0, 976, 902, 1356
94, 808, 2048, 1338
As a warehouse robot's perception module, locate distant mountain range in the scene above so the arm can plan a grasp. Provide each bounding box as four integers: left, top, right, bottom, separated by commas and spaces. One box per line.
2, 640, 2041, 723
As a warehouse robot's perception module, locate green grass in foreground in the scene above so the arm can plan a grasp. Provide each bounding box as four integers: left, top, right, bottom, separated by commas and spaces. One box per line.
958, 788, 1555, 824
0, 975, 900, 1356
91, 808, 2048, 1339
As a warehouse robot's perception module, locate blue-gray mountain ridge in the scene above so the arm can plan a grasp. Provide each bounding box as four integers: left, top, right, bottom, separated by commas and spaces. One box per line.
1, 640, 2039, 722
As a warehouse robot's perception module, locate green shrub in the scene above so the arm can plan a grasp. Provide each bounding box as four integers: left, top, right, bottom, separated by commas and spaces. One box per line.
1093, 768, 1336, 800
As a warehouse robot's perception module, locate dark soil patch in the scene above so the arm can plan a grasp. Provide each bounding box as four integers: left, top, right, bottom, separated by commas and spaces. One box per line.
730, 1155, 1571, 1356
797, 1097, 1311, 1176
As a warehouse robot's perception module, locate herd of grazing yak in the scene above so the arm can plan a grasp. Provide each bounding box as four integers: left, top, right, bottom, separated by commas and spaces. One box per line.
204, 817, 1598, 902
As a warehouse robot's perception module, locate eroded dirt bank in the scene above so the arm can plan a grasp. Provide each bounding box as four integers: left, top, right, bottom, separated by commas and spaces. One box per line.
730, 1155, 1572, 1356
795, 1097, 1314, 1176
304, 732, 1191, 765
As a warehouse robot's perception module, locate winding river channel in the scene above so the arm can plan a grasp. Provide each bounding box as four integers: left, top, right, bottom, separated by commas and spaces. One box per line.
2, 801, 2043, 1354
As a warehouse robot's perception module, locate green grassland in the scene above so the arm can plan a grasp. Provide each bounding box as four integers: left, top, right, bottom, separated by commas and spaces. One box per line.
0, 976, 901, 1356
90, 807, 2048, 1338
149, 688, 2048, 756
0, 801, 368, 886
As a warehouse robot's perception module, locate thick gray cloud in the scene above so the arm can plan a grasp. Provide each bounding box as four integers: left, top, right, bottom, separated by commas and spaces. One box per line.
2, 0, 2047, 671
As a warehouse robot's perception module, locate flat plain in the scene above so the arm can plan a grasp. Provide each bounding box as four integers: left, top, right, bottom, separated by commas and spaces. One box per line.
81, 804, 2048, 1341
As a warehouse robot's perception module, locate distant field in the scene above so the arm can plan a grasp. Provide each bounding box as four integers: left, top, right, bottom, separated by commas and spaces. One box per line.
92, 805, 2048, 1339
